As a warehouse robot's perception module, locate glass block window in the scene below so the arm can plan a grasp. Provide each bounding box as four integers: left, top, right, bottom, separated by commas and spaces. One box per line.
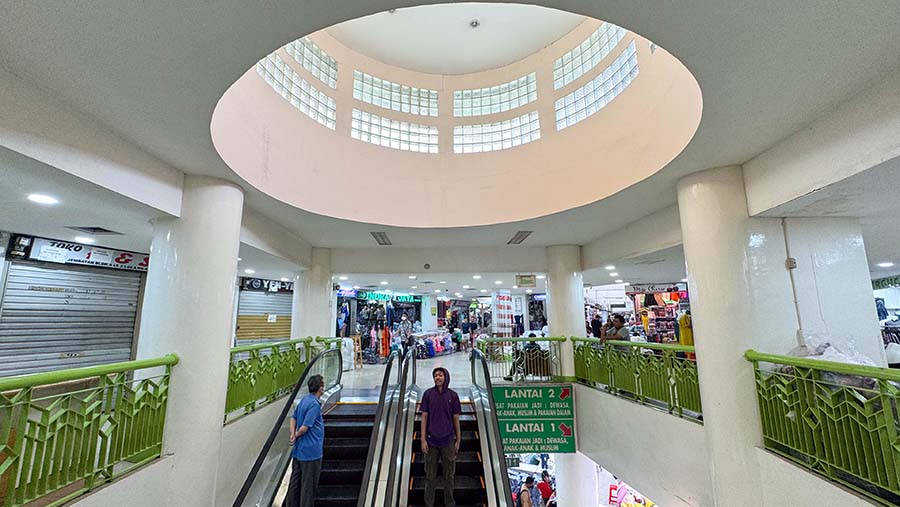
352, 71, 438, 117
553, 22, 626, 89
351, 109, 438, 154
256, 53, 336, 130
453, 111, 541, 154
453, 73, 537, 117
285, 37, 338, 89
555, 41, 638, 131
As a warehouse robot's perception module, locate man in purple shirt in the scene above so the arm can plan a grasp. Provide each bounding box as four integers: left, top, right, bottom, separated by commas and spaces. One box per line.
420, 367, 462, 507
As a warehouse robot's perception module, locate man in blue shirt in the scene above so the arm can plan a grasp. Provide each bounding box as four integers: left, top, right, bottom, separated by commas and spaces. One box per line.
286, 374, 325, 507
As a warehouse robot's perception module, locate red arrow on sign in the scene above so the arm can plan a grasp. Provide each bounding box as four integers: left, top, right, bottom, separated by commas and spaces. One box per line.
559, 387, 571, 400
559, 423, 572, 437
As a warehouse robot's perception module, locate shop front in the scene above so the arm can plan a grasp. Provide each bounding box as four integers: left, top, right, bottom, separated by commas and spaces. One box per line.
625, 283, 690, 344
236, 277, 293, 345
1, 233, 148, 376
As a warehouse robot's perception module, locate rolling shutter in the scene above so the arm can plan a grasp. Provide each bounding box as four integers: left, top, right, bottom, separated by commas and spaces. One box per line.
236, 290, 293, 344
0, 261, 142, 377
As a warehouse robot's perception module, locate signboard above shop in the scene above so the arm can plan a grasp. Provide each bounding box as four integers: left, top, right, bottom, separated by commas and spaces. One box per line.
6, 234, 149, 272
241, 277, 293, 293
355, 290, 422, 303
627, 283, 685, 293
515, 274, 537, 288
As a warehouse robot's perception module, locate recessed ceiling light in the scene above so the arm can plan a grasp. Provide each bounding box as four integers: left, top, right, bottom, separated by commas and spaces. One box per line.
338, 275, 348, 281
27, 193, 60, 205
473, 275, 482, 280
411, 286, 418, 289
281, 277, 290, 282
435, 289, 441, 293
609, 272, 619, 277
353, 286, 361, 289
380, 281, 389, 285
494, 280, 502, 285
440, 281, 446, 284
237, 257, 242, 261
615, 280, 624, 283
480, 289, 487, 293
513, 285, 518, 289
604, 265, 616, 270
536, 275, 546, 279
408, 275, 417, 279
526, 289, 533, 294
878, 262, 895, 268
385, 289, 392, 293
244, 269, 255, 274
622, 282, 631, 285
463, 285, 470, 289
681, 278, 689, 282
74, 236, 95, 245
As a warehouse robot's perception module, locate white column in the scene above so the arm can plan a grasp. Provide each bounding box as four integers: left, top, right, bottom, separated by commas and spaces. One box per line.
546, 245, 584, 378
291, 273, 303, 338
135, 176, 244, 506
421, 295, 438, 330
296, 247, 333, 338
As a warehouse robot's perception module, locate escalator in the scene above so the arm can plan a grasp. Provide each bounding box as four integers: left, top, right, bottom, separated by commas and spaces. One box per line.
318, 403, 377, 507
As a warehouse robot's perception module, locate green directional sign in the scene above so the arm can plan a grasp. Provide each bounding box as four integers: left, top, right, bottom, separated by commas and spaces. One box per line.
492, 384, 575, 453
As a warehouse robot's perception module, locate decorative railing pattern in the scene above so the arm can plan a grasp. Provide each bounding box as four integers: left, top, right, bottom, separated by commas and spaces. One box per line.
0, 355, 178, 507
225, 338, 311, 420
573, 338, 702, 420
476, 337, 565, 382
745, 350, 900, 505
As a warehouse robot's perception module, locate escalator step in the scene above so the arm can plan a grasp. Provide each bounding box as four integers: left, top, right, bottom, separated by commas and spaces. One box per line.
315, 485, 360, 507
326, 403, 378, 418
325, 420, 375, 438
408, 476, 487, 505
412, 432, 480, 453
410, 451, 483, 476
322, 437, 371, 460
319, 464, 365, 485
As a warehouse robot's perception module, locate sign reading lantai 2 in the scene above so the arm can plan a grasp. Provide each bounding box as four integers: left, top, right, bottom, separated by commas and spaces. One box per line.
492, 384, 575, 453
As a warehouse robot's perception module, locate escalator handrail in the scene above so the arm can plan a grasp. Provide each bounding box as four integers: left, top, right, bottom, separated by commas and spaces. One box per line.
471, 348, 515, 507
233, 347, 343, 507
356, 350, 403, 507
385, 347, 417, 507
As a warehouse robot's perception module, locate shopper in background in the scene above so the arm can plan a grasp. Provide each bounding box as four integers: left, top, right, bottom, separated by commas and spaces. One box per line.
537, 470, 554, 507
398, 312, 414, 356
540, 319, 549, 337
420, 367, 462, 507
530, 472, 543, 507
517, 476, 535, 507
601, 314, 630, 341
590, 313, 603, 338
287, 374, 326, 507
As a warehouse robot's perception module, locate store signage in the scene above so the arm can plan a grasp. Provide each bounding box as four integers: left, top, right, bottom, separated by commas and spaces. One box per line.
492, 384, 575, 453
356, 290, 422, 303
531, 294, 547, 301
9, 235, 150, 272
627, 283, 684, 293
492, 290, 514, 337
515, 274, 537, 288
241, 277, 294, 292
337, 288, 358, 298
874, 276, 900, 290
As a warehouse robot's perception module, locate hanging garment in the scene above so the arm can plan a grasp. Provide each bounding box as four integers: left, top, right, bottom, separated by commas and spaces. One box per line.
677, 313, 694, 347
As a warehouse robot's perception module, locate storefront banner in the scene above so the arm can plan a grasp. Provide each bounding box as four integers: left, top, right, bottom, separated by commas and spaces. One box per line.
492, 385, 575, 453
356, 290, 422, 303
627, 283, 685, 293
17, 236, 149, 272
515, 274, 537, 288
491, 290, 514, 337
874, 276, 900, 290
336, 288, 358, 298
242, 277, 294, 292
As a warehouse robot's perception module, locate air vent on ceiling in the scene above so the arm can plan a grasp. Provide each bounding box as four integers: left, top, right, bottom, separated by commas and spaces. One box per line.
370, 231, 392, 246
634, 258, 665, 266
65, 226, 123, 235
507, 231, 533, 245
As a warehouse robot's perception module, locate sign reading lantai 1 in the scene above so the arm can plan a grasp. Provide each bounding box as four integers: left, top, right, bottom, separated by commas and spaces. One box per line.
492, 384, 575, 453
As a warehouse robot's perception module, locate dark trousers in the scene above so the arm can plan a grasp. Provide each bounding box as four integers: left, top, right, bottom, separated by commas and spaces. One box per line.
424, 444, 456, 507
286, 458, 321, 507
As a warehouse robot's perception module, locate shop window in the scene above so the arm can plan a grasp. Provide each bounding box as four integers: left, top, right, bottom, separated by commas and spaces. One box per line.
453, 111, 541, 154
453, 73, 537, 117
350, 109, 439, 154
284, 37, 338, 89
352, 71, 439, 117
554, 40, 638, 131
553, 22, 627, 90
256, 53, 337, 130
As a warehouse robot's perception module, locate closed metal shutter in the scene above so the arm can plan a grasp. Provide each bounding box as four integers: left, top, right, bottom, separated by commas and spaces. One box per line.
0, 261, 142, 377
236, 290, 293, 345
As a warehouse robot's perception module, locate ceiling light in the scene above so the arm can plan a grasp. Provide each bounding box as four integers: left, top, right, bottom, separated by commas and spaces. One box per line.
622, 282, 631, 285
435, 289, 441, 293
380, 281, 389, 285
385, 289, 392, 294
281, 277, 290, 282
681, 278, 689, 282
480, 289, 487, 293
27, 193, 59, 205
408, 275, 417, 279
494, 280, 502, 285
609, 272, 619, 277
411, 285, 418, 289
526, 289, 533, 294
237, 257, 242, 261
473, 275, 482, 280
353, 286, 361, 289
74, 236, 95, 245
370, 231, 392, 246
605, 265, 616, 270
338, 275, 348, 281
615, 280, 624, 284
244, 269, 255, 274
513, 285, 518, 289
463, 285, 470, 289
878, 262, 895, 268
536, 275, 546, 279
440, 281, 446, 284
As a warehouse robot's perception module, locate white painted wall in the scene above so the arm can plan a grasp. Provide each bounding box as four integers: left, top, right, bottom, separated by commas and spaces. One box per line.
582, 205, 682, 271
421, 295, 439, 330
550, 451, 603, 507
0, 66, 184, 217
69, 458, 174, 507
785, 217, 886, 365
573, 384, 712, 507
743, 65, 900, 216
215, 401, 286, 506
331, 247, 547, 274
240, 209, 313, 270
756, 449, 874, 506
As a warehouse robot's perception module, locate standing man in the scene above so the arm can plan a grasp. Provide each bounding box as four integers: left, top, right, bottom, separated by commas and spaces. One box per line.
600, 314, 630, 342
518, 476, 535, 507
420, 367, 462, 507
287, 374, 325, 507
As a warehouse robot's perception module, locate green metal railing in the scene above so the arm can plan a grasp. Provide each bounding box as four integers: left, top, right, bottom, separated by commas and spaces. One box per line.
225, 338, 311, 420
475, 337, 565, 382
573, 337, 702, 420
0, 354, 178, 507
746, 350, 900, 505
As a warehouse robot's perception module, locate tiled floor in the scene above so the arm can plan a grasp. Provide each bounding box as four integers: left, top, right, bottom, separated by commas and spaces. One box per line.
341, 349, 475, 397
